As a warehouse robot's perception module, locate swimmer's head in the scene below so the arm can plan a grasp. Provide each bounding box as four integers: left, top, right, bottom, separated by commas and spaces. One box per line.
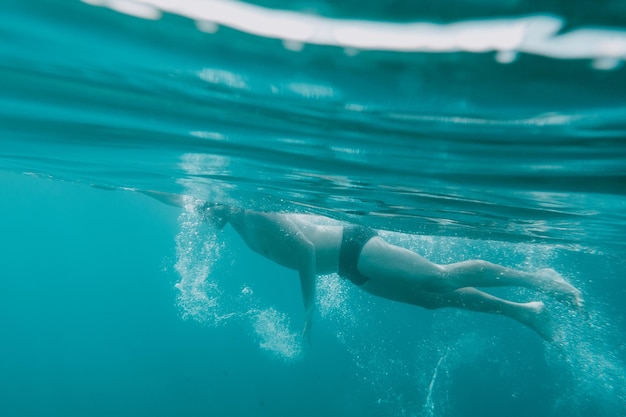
200, 203, 231, 229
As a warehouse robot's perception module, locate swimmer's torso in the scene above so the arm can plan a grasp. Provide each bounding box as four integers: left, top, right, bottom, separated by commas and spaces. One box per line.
228, 211, 342, 274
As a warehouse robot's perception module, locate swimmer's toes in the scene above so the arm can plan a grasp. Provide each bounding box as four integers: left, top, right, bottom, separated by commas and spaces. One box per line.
573, 291, 585, 312
562, 282, 584, 311
537, 269, 583, 310
551, 287, 584, 311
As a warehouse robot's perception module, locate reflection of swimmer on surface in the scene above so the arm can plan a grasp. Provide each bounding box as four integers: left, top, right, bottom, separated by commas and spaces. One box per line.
203, 204, 583, 342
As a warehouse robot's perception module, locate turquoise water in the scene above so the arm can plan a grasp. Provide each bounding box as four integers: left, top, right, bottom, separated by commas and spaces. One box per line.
1, 0, 626, 416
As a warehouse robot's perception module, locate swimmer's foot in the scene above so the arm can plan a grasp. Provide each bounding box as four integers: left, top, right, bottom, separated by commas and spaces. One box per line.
535, 268, 584, 311
521, 301, 554, 342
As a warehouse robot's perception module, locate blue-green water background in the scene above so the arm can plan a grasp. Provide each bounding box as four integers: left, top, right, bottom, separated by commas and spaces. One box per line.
1, 0, 626, 416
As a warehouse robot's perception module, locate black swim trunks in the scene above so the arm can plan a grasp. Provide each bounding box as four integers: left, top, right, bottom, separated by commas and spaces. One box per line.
338, 225, 378, 286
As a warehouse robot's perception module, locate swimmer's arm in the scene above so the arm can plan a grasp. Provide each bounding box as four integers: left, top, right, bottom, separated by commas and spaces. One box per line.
299, 254, 316, 344
275, 215, 316, 342
246, 212, 317, 342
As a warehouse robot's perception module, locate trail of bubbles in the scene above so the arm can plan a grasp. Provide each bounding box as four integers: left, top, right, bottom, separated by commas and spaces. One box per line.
174, 196, 303, 359
546, 305, 626, 417
317, 273, 356, 325
421, 230, 626, 417
508, 238, 626, 416
174, 153, 231, 325
174, 153, 303, 361
174, 194, 233, 325
415, 330, 493, 417
251, 307, 303, 360
423, 349, 449, 417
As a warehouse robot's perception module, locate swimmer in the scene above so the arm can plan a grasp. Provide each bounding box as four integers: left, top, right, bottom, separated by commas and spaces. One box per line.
202, 204, 583, 342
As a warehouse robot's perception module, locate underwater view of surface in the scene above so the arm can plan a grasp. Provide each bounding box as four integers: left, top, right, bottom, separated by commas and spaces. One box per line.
1, 0, 626, 416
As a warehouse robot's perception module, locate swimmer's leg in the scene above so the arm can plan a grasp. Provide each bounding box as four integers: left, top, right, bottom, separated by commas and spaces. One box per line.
441, 261, 583, 309
424, 287, 554, 341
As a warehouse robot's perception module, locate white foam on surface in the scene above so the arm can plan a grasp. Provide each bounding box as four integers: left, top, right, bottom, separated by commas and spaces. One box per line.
82, 0, 626, 66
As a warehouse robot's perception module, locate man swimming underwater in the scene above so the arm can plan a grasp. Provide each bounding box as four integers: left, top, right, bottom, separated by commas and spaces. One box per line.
202, 203, 583, 341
